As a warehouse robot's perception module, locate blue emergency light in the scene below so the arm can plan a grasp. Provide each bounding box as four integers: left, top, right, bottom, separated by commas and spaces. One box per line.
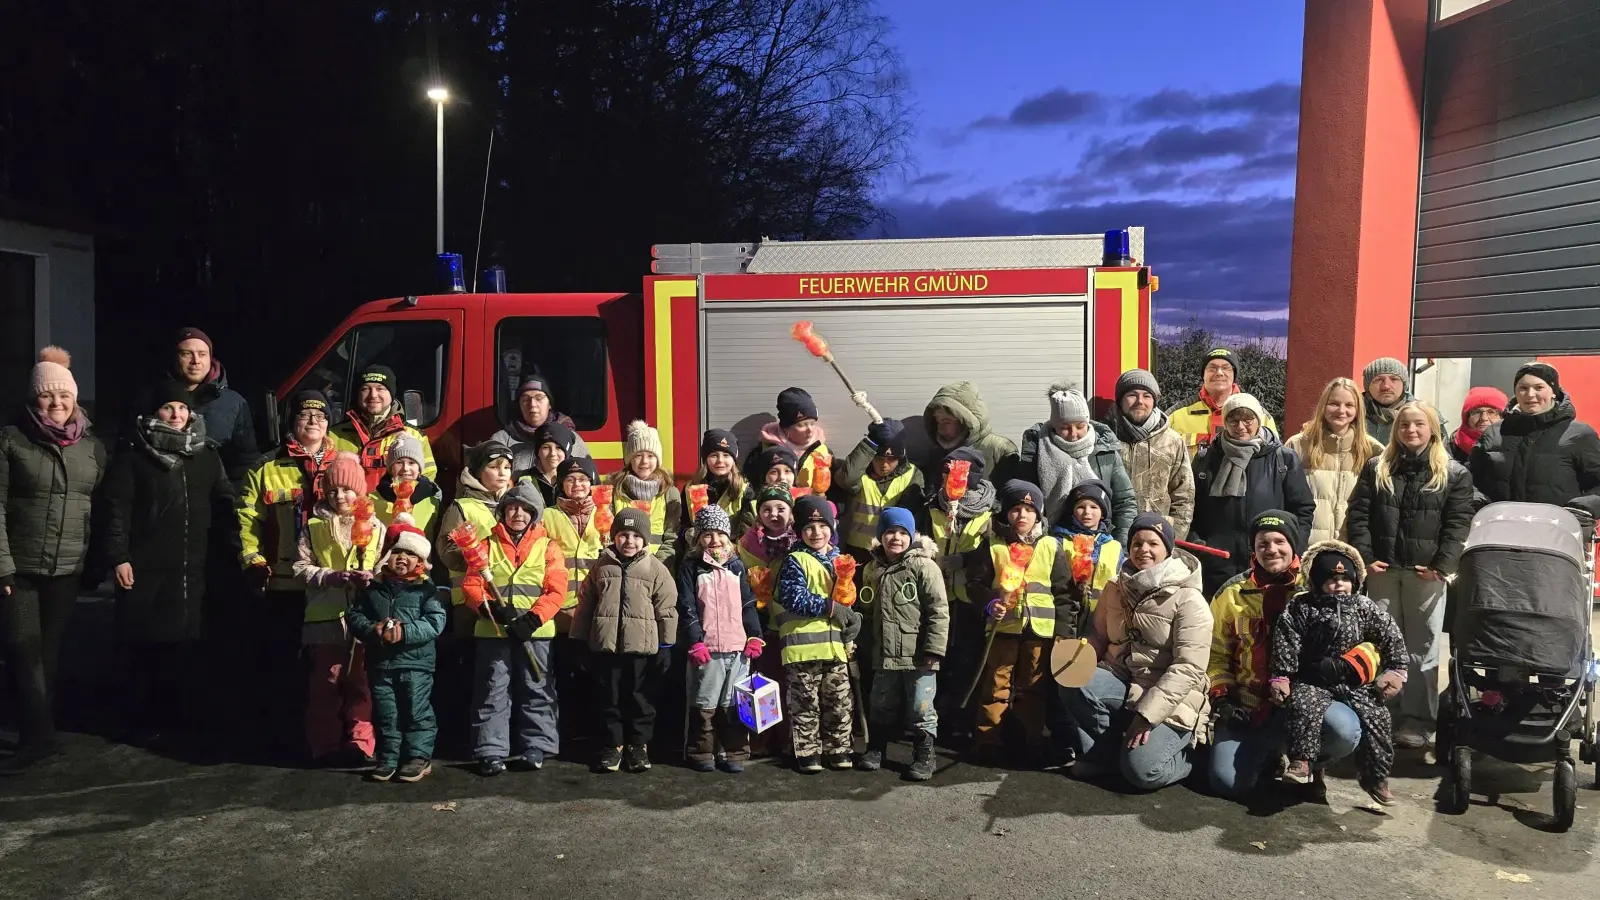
482, 265, 507, 293
1102, 229, 1133, 267
436, 253, 466, 293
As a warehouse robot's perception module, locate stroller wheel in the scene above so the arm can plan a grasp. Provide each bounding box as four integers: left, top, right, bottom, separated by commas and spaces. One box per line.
1444, 746, 1471, 815
1555, 759, 1577, 832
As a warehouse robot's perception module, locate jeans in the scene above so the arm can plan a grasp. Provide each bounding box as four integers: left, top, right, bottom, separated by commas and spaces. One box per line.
471, 638, 558, 761
869, 668, 939, 739
1367, 567, 1447, 731
1207, 702, 1363, 798
1058, 667, 1194, 791
688, 651, 748, 710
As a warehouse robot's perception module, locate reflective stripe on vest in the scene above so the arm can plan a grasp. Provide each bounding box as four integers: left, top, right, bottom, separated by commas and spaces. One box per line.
778, 552, 847, 664
479, 534, 554, 639
844, 467, 918, 550
612, 492, 668, 551
540, 507, 603, 609
304, 516, 380, 623
447, 499, 500, 607
989, 535, 1061, 638
931, 508, 992, 603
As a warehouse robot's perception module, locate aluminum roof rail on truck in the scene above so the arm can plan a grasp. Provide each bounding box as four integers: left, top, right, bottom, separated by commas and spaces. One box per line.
651, 229, 1144, 275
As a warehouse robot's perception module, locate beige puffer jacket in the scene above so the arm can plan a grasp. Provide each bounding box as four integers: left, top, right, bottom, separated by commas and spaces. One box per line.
1284, 430, 1384, 546
1091, 549, 1213, 737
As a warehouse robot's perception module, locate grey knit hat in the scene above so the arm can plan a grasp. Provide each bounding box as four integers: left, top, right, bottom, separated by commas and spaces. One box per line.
496, 481, 545, 521
1047, 381, 1092, 427
1362, 357, 1408, 390
1114, 368, 1161, 403
694, 504, 732, 537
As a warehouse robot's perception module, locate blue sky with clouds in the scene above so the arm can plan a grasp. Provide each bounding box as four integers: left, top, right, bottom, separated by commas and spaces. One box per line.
871, 0, 1306, 338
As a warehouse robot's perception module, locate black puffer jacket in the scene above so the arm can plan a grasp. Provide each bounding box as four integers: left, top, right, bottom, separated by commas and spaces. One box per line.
1345, 451, 1476, 575
133, 365, 258, 484
1189, 429, 1316, 596
1469, 396, 1600, 506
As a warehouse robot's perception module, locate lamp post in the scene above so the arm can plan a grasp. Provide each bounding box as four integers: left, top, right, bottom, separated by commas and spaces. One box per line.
426, 86, 449, 254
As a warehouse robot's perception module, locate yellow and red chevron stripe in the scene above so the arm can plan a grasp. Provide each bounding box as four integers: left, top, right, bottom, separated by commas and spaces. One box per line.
644, 276, 701, 480
1092, 268, 1151, 406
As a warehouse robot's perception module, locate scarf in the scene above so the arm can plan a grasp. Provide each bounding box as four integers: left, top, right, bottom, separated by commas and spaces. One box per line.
1198, 385, 1239, 438
284, 440, 333, 522
936, 477, 996, 522
1110, 406, 1167, 445
1452, 426, 1481, 459
1211, 432, 1263, 499
704, 476, 732, 505
703, 544, 733, 566
349, 407, 405, 445
136, 414, 210, 470
1035, 427, 1097, 520
618, 472, 662, 501
741, 526, 797, 563
558, 494, 595, 534
27, 407, 87, 447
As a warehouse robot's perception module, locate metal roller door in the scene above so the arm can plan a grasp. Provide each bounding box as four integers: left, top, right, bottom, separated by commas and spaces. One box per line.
702, 298, 1087, 464
1412, 0, 1600, 356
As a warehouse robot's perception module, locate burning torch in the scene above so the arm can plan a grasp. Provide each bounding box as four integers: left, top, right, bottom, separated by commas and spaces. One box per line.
790, 321, 882, 425
448, 520, 544, 679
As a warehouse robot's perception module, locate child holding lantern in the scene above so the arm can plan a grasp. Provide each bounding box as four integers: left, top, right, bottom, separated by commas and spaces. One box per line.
775, 495, 862, 773
371, 433, 440, 534
292, 451, 382, 767
540, 455, 608, 752
1049, 479, 1124, 630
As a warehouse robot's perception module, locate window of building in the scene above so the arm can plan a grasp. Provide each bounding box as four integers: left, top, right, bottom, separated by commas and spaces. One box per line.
287, 320, 451, 428
495, 317, 608, 431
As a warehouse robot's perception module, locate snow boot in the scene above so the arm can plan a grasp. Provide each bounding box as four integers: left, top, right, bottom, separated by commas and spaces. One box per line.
906, 731, 936, 782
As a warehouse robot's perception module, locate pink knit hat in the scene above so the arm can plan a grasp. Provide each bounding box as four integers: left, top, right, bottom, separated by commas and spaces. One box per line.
324, 452, 368, 496
31, 346, 77, 398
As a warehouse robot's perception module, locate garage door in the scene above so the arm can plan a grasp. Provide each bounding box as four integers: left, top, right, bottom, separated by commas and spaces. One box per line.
1412, 0, 1600, 356
703, 298, 1087, 464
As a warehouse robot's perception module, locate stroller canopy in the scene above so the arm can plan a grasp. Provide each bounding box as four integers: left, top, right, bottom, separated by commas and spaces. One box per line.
1454, 502, 1590, 677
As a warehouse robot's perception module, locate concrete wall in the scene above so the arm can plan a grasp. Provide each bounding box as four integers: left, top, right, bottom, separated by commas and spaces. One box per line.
0, 219, 96, 404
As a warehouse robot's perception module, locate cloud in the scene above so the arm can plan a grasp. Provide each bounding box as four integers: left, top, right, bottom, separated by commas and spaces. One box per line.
1127, 82, 1301, 122
907, 171, 956, 187
968, 88, 1103, 130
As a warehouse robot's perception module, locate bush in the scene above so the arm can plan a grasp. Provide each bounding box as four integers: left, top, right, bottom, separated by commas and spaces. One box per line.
1153, 324, 1288, 427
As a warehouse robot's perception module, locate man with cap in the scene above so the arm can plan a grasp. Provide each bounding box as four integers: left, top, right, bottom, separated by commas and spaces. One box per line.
1169, 347, 1278, 457
135, 327, 258, 484
491, 373, 592, 480
328, 364, 436, 493
1107, 368, 1195, 539
1360, 357, 1411, 445
838, 417, 925, 564
1470, 360, 1600, 506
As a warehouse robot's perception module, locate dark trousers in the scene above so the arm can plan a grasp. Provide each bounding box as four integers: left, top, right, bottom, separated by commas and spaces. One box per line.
0, 574, 79, 748
123, 641, 204, 735
248, 589, 307, 760
593, 653, 658, 748
370, 669, 438, 767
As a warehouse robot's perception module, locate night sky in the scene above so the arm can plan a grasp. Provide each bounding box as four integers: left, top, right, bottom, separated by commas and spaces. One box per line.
872, 0, 1305, 341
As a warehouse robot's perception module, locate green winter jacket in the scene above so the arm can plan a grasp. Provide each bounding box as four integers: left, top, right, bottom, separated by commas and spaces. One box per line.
347, 574, 448, 672
0, 416, 106, 579
861, 536, 950, 671
923, 382, 1017, 478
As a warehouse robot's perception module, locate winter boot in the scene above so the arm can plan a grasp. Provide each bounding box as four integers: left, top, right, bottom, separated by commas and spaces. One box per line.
856, 733, 888, 771
905, 732, 936, 782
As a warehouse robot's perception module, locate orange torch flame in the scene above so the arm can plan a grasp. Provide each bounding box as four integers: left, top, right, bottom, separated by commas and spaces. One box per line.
591, 484, 615, 536
944, 459, 971, 502
790, 321, 830, 359
688, 484, 710, 517
832, 555, 858, 606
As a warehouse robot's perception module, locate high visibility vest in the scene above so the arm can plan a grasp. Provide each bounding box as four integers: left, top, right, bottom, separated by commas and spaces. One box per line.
612, 491, 668, 552
238, 453, 319, 590
796, 442, 832, 492
988, 535, 1060, 639
778, 552, 848, 665
737, 539, 786, 631
371, 490, 439, 535
540, 506, 603, 610
446, 498, 500, 607
930, 508, 992, 603
844, 468, 919, 551
477, 533, 556, 639
1062, 536, 1122, 614
304, 516, 381, 623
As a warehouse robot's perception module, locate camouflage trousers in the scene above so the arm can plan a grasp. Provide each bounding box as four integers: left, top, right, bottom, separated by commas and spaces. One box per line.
785, 660, 853, 758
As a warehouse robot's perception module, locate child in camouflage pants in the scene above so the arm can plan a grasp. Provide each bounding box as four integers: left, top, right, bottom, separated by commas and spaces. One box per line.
775, 495, 861, 774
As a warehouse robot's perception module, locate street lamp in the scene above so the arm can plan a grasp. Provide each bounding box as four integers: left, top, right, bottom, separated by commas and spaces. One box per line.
427, 86, 449, 254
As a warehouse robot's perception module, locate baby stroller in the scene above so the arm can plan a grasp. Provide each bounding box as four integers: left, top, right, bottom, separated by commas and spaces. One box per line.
1438, 501, 1599, 831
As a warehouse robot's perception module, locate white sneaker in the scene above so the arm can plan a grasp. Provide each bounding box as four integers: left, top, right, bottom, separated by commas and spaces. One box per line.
1394, 728, 1430, 750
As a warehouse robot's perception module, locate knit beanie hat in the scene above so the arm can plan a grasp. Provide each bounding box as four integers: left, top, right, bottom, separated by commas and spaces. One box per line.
694, 504, 732, 537
700, 428, 739, 461
1115, 368, 1161, 403
1202, 347, 1237, 380
1310, 546, 1363, 593
877, 506, 916, 540
151, 379, 193, 411
288, 389, 329, 421
325, 452, 367, 496
1249, 509, 1302, 557
496, 481, 545, 521
358, 364, 398, 398
776, 387, 820, 429
869, 418, 908, 459
557, 455, 598, 489
534, 420, 577, 455
1129, 511, 1176, 555
467, 439, 514, 475
1461, 386, 1510, 418
748, 445, 800, 482
998, 479, 1045, 517
793, 494, 836, 532
1046, 381, 1092, 428
1362, 357, 1408, 391
1514, 362, 1562, 397
1064, 478, 1112, 526
625, 420, 664, 463
30, 347, 77, 398
944, 446, 986, 489
379, 520, 432, 570
613, 507, 652, 540
173, 327, 213, 353
756, 483, 794, 513
1221, 392, 1268, 427
387, 433, 425, 468
517, 373, 554, 401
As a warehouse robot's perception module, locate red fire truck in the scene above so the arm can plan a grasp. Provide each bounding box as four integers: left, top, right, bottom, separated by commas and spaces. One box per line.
268, 230, 1156, 479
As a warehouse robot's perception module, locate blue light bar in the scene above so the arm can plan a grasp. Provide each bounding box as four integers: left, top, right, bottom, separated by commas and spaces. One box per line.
1102, 229, 1132, 267
482, 265, 507, 293
436, 253, 466, 293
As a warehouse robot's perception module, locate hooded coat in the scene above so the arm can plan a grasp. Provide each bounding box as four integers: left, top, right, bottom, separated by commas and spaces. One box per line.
1189, 428, 1316, 595
922, 382, 1017, 479
1469, 395, 1600, 507
1089, 549, 1213, 736
861, 535, 950, 671
999, 421, 1138, 543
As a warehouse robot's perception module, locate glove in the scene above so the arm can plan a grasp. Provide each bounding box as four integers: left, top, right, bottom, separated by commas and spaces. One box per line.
742, 637, 764, 660
867, 420, 892, 447
1316, 656, 1355, 688
654, 646, 673, 676
841, 608, 863, 645
322, 570, 352, 587
850, 390, 872, 411
506, 611, 543, 643
1211, 695, 1252, 730
688, 642, 712, 667
986, 599, 1007, 621
245, 564, 271, 596
492, 601, 521, 627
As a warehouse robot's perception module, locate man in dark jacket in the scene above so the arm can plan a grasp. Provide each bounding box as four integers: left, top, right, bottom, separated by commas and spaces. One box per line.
159, 327, 259, 485
1470, 362, 1600, 507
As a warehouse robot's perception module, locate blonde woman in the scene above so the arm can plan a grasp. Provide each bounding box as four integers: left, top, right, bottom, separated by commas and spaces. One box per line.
1345, 401, 1475, 748
1285, 378, 1384, 546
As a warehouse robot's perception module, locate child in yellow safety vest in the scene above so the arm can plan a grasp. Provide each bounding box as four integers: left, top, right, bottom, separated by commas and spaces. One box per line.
775, 495, 862, 774
371, 433, 440, 536
838, 417, 924, 567
737, 484, 799, 757
681, 428, 755, 550
292, 452, 381, 766
965, 479, 1077, 766
921, 446, 995, 740
1048, 479, 1124, 634
609, 421, 682, 568
541, 454, 606, 748
758, 387, 833, 496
